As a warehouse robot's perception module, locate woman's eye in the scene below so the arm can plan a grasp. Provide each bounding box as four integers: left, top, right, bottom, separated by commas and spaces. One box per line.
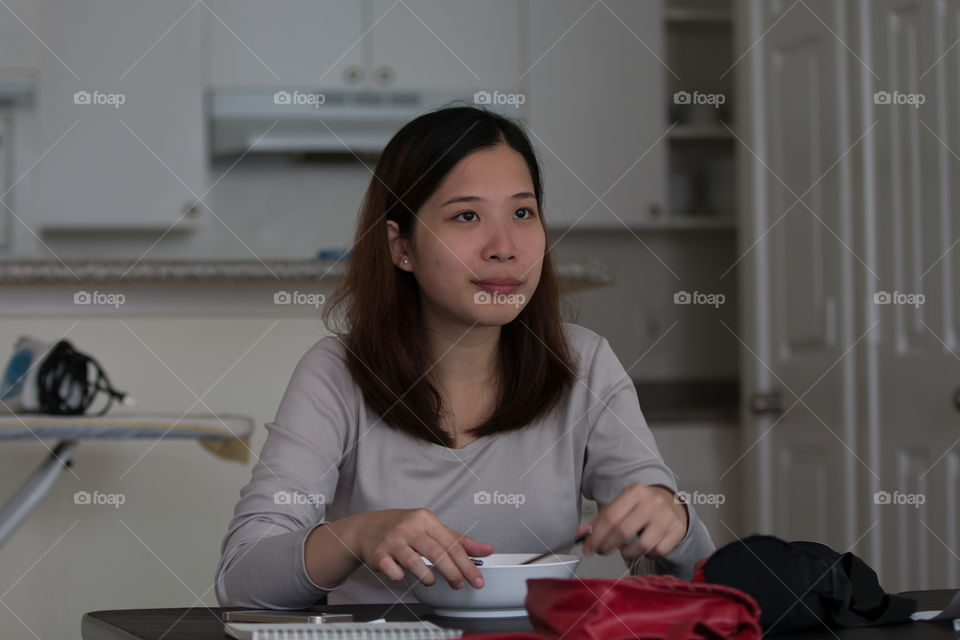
454, 208, 535, 222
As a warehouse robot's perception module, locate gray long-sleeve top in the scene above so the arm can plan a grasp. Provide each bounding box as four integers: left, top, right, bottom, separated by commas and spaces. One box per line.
215, 323, 715, 608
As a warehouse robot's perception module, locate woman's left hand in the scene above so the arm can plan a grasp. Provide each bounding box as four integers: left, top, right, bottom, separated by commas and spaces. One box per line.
575, 484, 689, 561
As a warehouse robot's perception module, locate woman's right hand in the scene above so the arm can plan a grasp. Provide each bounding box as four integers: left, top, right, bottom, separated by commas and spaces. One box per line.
347, 508, 494, 589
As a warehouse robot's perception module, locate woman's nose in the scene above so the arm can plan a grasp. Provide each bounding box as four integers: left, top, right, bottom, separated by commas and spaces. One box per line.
484, 224, 518, 261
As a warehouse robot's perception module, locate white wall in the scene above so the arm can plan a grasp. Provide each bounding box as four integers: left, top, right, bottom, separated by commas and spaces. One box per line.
0, 313, 329, 639
552, 229, 739, 380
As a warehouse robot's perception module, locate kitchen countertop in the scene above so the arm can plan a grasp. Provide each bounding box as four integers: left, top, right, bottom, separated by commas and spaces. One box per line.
635, 379, 739, 423
0, 258, 612, 290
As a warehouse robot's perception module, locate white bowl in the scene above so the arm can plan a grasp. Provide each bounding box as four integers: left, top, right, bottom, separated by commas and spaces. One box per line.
403, 553, 580, 618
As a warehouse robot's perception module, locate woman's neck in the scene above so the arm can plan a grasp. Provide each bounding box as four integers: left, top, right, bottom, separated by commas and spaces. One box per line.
423, 317, 501, 385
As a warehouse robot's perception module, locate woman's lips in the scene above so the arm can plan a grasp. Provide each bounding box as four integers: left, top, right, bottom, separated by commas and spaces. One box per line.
474, 282, 521, 295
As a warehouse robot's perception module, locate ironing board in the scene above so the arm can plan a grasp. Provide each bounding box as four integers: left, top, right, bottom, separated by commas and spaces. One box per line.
0, 413, 253, 548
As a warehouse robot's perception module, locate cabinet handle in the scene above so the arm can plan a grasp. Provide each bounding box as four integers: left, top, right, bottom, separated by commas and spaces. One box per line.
374, 65, 395, 86
183, 202, 201, 218
750, 390, 784, 415
343, 65, 363, 84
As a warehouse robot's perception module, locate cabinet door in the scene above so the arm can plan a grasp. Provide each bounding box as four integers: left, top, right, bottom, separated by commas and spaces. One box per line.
0, 0, 41, 71
208, 1, 366, 89
34, 0, 207, 229
368, 0, 521, 91
868, 0, 959, 592
525, 0, 666, 229
739, 0, 857, 552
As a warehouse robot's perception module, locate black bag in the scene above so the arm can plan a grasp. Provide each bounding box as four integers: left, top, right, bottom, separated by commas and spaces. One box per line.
695, 534, 917, 634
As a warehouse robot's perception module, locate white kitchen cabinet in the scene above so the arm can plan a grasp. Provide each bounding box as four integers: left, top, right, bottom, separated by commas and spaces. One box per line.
33, 0, 207, 230
368, 0, 521, 90
0, 0, 42, 72
208, 1, 520, 92
208, 1, 366, 90
525, 0, 666, 229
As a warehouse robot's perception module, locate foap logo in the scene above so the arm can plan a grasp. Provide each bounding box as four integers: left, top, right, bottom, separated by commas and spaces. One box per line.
874, 490, 925, 508
673, 90, 726, 108
274, 290, 326, 308
74, 490, 126, 508
676, 490, 725, 509
873, 90, 925, 108
473, 290, 526, 308
274, 491, 326, 506
473, 490, 526, 509
473, 90, 526, 108
74, 290, 125, 308
674, 290, 725, 308
73, 90, 126, 108
873, 290, 924, 308
273, 90, 326, 108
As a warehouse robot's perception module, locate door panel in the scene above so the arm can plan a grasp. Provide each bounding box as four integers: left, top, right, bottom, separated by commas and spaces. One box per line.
870, 0, 960, 590
776, 445, 830, 541
740, 0, 856, 552
771, 35, 832, 356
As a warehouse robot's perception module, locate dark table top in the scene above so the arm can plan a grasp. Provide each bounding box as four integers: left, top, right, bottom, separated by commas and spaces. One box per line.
81, 590, 959, 640
82, 602, 534, 639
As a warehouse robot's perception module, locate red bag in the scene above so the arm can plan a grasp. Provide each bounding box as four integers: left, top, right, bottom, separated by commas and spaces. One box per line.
516, 574, 762, 640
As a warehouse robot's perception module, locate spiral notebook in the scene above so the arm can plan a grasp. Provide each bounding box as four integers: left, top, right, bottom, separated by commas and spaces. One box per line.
224, 620, 463, 639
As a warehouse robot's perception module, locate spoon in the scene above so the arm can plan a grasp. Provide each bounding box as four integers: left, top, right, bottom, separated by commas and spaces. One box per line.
520, 531, 591, 565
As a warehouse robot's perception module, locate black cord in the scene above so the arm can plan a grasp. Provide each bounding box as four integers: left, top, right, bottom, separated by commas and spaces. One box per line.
35, 340, 128, 416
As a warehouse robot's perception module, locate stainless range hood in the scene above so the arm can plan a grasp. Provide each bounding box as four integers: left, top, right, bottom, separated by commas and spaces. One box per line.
210, 89, 461, 156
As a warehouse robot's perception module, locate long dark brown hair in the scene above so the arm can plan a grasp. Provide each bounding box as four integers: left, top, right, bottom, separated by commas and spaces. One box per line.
322, 105, 578, 447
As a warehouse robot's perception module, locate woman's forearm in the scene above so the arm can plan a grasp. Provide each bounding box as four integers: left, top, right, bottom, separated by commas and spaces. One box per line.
303, 514, 364, 589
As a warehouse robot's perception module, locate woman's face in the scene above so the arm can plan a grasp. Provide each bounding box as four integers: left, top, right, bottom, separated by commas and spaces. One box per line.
388, 143, 545, 329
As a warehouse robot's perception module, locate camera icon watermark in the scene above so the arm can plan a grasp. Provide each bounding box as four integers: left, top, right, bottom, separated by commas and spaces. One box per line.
873, 90, 925, 108
673, 290, 725, 308
274, 290, 326, 308
74, 490, 126, 508
473, 290, 526, 308
873, 290, 924, 308
673, 90, 726, 108
274, 491, 326, 506
73, 90, 126, 108
675, 490, 725, 509
273, 90, 325, 108
74, 290, 125, 308
473, 490, 526, 509
473, 90, 526, 108
873, 490, 925, 508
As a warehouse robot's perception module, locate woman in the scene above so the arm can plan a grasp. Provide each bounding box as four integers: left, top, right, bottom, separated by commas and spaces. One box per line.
215, 105, 715, 608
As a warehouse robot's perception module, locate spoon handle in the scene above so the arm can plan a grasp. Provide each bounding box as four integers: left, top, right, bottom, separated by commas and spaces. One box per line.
520, 531, 590, 565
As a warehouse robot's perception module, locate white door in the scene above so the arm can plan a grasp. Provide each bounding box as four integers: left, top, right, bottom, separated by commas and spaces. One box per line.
865, 0, 960, 591
738, 0, 859, 551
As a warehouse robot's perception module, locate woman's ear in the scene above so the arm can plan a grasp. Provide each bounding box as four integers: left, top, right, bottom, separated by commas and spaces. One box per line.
385, 220, 413, 271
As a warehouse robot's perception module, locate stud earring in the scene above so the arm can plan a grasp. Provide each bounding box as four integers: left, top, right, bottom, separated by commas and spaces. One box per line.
402, 257, 409, 264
